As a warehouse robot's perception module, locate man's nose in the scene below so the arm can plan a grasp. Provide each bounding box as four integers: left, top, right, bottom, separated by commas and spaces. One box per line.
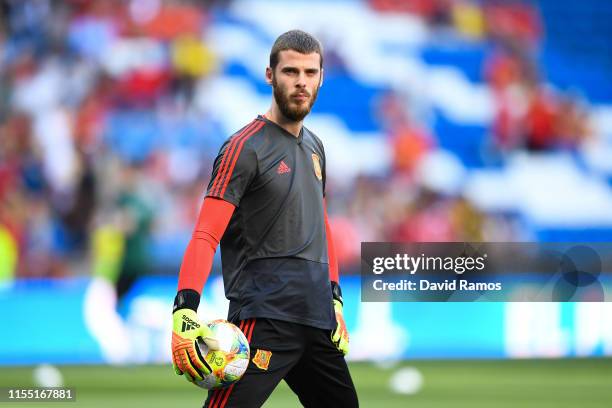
295, 72, 307, 88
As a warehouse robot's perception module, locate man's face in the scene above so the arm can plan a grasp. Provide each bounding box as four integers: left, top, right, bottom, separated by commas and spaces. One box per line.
268, 50, 323, 122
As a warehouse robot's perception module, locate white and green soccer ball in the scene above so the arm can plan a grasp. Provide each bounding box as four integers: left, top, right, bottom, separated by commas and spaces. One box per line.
194, 320, 250, 390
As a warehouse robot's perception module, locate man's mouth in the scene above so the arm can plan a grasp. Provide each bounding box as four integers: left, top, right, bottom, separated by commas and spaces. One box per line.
292, 92, 309, 102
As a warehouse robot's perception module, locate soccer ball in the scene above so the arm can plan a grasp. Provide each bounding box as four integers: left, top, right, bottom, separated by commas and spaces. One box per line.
194, 320, 250, 389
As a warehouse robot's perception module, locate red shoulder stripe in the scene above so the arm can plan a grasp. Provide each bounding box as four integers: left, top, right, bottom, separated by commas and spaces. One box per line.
218, 121, 264, 198
210, 119, 258, 196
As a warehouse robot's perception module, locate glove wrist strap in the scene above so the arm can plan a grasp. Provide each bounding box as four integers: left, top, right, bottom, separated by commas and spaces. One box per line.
331, 281, 343, 305
173, 289, 200, 313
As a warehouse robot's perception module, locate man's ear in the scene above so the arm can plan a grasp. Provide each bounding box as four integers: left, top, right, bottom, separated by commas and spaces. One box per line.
265, 67, 273, 85
319, 68, 324, 87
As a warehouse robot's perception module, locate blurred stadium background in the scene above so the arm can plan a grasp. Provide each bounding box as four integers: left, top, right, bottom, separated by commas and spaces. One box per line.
1, 0, 612, 406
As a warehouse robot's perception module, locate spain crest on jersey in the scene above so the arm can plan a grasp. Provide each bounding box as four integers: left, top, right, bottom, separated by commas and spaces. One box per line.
311, 153, 323, 181
252, 349, 272, 370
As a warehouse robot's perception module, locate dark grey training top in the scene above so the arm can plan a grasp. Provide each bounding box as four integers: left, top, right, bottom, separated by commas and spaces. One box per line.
206, 115, 335, 330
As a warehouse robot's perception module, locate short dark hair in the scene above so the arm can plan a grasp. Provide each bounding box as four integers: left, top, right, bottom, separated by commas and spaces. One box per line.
269, 30, 323, 70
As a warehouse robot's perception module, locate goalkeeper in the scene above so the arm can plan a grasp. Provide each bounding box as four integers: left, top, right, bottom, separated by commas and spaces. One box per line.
171, 30, 358, 408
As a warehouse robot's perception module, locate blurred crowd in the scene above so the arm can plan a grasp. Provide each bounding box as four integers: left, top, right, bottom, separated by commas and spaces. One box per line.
374, 0, 592, 152
0, 0, 226, 283
0, 0, 599, 283
328, 0, 593, 271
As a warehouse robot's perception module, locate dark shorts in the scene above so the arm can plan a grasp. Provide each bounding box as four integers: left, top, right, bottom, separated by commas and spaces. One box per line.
203, 318, 359, 408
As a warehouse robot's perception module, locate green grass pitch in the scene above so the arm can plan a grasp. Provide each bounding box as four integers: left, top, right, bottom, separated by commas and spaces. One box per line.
1, 359, 611, 407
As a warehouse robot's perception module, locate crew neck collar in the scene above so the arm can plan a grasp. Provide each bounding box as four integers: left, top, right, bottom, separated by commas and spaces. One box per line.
259, 114, 303, 144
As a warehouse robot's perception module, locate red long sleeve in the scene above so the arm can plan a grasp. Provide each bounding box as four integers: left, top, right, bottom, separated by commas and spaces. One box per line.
324, 198, 339, 283
177, 197, 235, 293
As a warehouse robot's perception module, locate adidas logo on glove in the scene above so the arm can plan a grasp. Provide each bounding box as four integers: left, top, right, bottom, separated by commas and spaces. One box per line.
181, 315, 201, 332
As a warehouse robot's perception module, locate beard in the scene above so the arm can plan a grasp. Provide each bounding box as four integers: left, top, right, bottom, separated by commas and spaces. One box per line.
272, 76, 320, 122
